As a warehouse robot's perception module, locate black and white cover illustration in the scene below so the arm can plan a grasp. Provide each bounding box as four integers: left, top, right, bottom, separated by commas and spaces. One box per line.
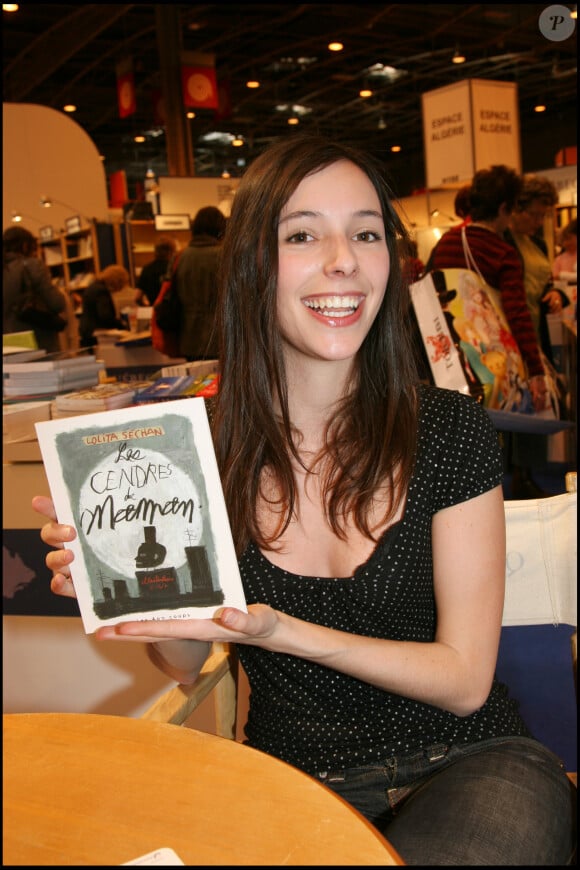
35, 398, 246, 633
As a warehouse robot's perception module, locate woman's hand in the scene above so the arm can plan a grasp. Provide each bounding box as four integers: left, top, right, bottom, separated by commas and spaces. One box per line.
542, 287, 564, 313
529, 374, 549, 413
32, 495, 77, 599
96, 604, 279, 645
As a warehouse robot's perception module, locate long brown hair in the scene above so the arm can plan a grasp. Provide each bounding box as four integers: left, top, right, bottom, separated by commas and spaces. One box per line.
214, 134, 419, 554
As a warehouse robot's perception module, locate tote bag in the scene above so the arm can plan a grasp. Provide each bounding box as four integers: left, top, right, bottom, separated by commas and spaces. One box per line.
411, 228, 554, 418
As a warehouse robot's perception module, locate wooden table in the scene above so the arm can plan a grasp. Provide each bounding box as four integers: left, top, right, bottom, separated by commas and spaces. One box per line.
3, 713, 404, 866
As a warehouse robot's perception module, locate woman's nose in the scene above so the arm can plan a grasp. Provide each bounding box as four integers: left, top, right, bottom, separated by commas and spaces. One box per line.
324, 237, 358, 276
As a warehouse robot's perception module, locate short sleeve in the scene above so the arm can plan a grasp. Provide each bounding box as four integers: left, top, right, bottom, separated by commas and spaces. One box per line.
416, 386, 504, 513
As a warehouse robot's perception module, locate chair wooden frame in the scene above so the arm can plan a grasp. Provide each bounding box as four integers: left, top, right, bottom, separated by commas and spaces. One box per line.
141, 642, 238, 738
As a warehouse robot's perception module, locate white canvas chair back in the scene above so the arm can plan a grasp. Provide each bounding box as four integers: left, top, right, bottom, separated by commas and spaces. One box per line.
502, 488, 577, 628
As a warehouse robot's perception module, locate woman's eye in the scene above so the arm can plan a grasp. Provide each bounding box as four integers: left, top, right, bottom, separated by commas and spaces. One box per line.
354, 230, 382, 242
286, 230, 312, 243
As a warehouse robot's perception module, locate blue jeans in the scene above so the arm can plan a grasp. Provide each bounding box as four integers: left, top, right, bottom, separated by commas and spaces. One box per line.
316, 737, 576, 865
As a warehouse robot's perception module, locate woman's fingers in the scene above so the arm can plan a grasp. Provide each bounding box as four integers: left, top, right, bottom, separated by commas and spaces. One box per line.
50, 573, 77, 599
31, 495, 58, 522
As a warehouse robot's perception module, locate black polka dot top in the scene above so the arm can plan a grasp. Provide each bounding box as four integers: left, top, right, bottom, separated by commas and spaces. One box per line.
237, 384, 531, 775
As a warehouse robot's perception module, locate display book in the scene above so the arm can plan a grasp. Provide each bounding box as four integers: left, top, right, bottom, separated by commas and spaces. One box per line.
35, 397, 247, 634
51, 379, 155, 417
3, 352, 105, 398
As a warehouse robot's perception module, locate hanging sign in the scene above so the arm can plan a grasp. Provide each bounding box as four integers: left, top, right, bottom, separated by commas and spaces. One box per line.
181, 51, 219, 110
422, 79, 521, 189
116, 57, 136, 119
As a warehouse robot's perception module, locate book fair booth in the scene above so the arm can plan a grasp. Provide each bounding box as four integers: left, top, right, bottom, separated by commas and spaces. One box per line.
3, 84, 577, 774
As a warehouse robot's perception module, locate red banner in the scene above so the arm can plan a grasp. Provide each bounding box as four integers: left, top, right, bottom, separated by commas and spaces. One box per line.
181, 65, 219, 109
116, 59, 136, 118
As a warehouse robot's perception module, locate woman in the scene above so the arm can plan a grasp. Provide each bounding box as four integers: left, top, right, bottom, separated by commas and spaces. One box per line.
504, 174, 567, 496
34, 136, 576, 865
3, 225, 66, 352
175, 205, 227, 361
426, 165, 552, 499
78, 264, 129, 349
505, 174, 564, 356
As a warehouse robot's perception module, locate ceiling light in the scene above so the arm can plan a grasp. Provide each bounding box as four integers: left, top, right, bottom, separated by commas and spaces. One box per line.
246, 80, 260, 89
274, 103, 311, 116
3, 5, 19, 12
359, 89, 372, 98
328, 42, 343, 52
452, 49, 466, 64
534, 103, 547, 113
186, 111, 196, 119
134, 135, 146, 143
63, 104, 77, 113
366, 63, 407, 83
288, 117, 299, 125
391, 145, 401, 153
232, 136, 244, 146
11, 210, 22, 222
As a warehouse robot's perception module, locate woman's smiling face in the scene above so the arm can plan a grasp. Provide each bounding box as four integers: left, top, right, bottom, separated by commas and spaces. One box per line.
276, 159, 389, 366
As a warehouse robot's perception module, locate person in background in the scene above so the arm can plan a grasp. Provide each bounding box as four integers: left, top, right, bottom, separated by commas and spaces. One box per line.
504, 174, 568, 497
135, 236, 178, 306
175, 205, 226, 361
426, 165, 551, 499
3, 225, 66, 353
78, 264, 128, 349
57, 283, 80, 352
505, 174, 564, 352
552, 218, 577, 306
34, 135, 575, 866
454, 183, 472, 225
399, 237, 425, 285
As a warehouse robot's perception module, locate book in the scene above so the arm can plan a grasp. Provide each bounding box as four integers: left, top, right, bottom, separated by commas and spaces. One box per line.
3, 365, 105, 398
2, 346, 47, 362
160, 359, 218, 378
53, 381, 154, 413
3, 400, 52, 442
35, 397, 247, 634
133, 376, 197, 404
3, 330, 39, 350
3, 353, 100, 374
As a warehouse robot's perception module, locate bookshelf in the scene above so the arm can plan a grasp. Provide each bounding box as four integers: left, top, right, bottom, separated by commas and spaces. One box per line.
40, 222, 100, 296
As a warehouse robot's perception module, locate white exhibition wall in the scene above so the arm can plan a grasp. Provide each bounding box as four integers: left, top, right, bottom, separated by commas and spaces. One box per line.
3, 103, 110, 234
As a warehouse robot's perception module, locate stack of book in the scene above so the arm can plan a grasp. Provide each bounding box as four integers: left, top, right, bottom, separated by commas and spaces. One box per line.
51, 380, 154, 418
3, 353, 105, 400
160, 359, 218, 378
133, 373, 219, 404
3, 400, 52, 443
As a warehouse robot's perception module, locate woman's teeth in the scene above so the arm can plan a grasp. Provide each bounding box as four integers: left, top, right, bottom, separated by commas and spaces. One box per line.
304, 296, 361, 316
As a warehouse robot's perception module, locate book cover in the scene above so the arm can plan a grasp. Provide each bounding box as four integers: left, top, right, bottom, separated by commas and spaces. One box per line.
35, 398, 246, 634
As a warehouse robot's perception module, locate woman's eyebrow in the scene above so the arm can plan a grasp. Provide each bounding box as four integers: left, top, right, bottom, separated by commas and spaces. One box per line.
279, 208, 383, 225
